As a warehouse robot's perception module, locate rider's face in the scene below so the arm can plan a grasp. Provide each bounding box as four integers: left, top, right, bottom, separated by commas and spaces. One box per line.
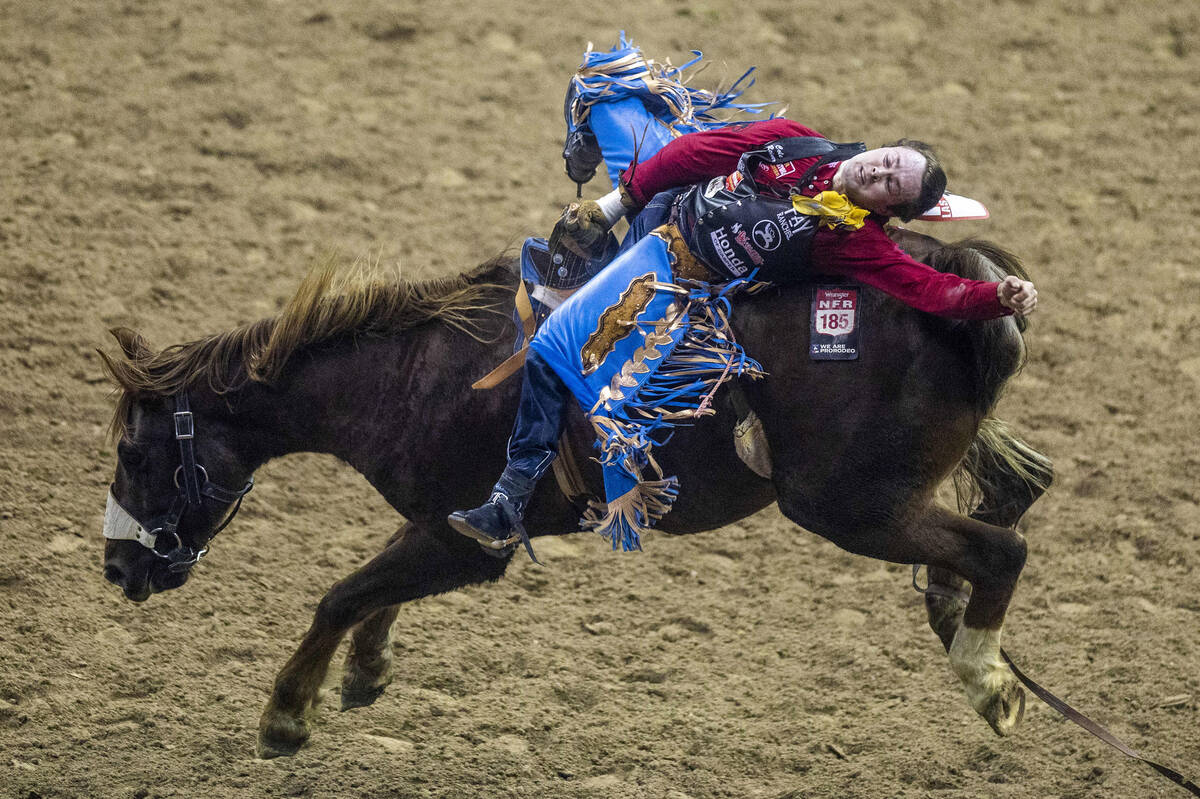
833, 147, 926, 216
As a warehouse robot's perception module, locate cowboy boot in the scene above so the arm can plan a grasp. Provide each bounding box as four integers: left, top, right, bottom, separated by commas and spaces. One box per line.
447, 469, 536, 551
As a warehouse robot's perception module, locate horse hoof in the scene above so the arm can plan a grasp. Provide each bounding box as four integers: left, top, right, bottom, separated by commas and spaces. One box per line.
257, 710, 310, 759
981, 680, 1026, 737
341, 649, 394, 710
341, 681, 388, 711
257, 736, 305, 760
948, 626, 1024, 736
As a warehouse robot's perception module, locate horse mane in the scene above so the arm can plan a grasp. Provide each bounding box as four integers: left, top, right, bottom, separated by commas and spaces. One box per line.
923, 237, 1030, 415
101, 255, 515, 440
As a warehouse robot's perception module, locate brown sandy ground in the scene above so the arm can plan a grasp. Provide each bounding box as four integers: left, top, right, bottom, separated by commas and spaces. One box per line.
1, 1, 1198, 797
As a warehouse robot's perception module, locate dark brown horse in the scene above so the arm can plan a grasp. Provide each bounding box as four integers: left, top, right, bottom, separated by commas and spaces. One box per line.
99, 231, 1052, 758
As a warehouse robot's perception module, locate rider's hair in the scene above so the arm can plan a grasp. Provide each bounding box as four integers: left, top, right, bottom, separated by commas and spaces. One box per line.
882, 139, 946, 221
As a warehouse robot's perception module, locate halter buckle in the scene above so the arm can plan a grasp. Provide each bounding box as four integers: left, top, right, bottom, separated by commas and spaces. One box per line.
173, 410, 194, 440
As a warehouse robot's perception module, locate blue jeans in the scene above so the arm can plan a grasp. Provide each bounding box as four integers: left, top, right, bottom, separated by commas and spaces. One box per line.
618, 188, 684, 255
502, 349, 571, 485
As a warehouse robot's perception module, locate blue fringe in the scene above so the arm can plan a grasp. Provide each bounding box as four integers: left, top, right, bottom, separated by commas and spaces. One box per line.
568, 32, 774, 135
585, 278, 765, 551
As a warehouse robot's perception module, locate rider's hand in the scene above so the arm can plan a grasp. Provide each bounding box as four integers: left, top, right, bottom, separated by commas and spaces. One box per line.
562, 200, 612, 248
997, 275, 1038, 316
618, 180, 643, 215
549, 200, 612, 256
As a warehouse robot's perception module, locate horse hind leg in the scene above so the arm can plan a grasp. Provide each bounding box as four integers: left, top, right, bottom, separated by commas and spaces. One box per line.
781, 484, 1028, 736
926, 420, 1053, 652
257, 521, 509, 758
807, 499, 1029, 737
923, 566, 970, 654
914, 507, 1029, 736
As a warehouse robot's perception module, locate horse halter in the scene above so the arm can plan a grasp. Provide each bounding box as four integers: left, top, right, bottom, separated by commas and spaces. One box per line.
103, 394, 253, 573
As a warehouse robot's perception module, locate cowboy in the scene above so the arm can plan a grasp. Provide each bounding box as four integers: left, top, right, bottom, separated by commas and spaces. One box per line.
448, 118, 1038, 551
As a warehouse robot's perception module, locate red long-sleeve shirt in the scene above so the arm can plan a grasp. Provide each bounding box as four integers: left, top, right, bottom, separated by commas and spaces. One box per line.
622, 118, 1009, 319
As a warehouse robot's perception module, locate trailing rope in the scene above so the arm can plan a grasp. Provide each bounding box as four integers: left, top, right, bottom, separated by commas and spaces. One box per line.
913, 565, 1200, 796
997, 651, 1199, 796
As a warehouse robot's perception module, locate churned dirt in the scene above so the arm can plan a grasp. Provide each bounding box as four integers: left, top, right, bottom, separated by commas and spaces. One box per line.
2, 1, 1198, 797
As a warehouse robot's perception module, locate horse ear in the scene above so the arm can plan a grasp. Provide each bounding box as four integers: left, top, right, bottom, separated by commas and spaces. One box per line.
109, 327, 155, 362
885, 225, 943, 265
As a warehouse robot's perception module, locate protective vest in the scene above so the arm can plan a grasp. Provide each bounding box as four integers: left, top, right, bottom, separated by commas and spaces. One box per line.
676, 137, 867, 282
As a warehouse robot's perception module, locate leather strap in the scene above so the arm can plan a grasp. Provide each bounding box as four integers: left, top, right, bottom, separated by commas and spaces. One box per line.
1000, 650, 1200, 796
912, 566, 1199, 795
515, 278, 536, 341
472, 281, 537, 390
551, 429, 593, 514
471, 346, 528, 390
173, 395, 202, 506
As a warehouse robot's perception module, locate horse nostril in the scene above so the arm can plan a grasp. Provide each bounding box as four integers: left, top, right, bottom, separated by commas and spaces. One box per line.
104, 564, 125, 587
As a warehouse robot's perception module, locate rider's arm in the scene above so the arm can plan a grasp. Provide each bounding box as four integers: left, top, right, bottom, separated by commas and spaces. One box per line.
812, 223, 1013, 320
621, 118, 823, 206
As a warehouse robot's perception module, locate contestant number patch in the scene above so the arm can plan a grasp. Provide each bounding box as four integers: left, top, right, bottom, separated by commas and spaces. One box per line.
810, 285, 859, 361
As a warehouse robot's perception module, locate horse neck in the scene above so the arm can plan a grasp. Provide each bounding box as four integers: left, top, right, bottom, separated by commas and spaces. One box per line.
223, 316, 514, 501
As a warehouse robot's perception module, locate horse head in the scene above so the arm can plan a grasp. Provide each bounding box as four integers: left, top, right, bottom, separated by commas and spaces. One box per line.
99, 328, 255, 601
94, 259, 515, 601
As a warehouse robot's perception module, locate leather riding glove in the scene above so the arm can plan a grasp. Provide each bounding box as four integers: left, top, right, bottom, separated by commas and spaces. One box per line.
549, 200, 611, 255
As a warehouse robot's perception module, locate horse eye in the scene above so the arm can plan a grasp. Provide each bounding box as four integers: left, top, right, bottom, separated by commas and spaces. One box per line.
118, 440, 147, 468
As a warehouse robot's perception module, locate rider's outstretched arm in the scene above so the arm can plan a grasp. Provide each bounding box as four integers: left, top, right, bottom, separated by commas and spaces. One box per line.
813, 224, 1018, 320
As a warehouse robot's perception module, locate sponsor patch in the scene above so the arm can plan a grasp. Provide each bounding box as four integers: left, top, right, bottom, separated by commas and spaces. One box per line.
709, 228, 748, 276
776, 208, 813, 241
733, 228, 764, 266
810, 285, 860, 361
751, 219, 782, 251
768, 162, 797, 179
724, 170, 745, 192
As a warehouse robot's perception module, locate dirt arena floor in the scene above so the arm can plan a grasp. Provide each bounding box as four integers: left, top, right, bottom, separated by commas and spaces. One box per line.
2, 1, 1198, 797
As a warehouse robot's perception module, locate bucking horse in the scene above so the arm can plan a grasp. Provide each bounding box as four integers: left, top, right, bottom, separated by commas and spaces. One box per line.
98, 226, 1052, 758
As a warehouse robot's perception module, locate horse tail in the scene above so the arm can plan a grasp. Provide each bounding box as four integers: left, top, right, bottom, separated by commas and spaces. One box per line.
926, 238, 1030, 414
953, 416, 1054, 518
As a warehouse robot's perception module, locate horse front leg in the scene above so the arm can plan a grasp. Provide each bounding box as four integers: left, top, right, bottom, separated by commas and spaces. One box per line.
338, 523, 410, 711
340, 605, 400, 710
257, 608, 347, 758
257, 522, 510, 758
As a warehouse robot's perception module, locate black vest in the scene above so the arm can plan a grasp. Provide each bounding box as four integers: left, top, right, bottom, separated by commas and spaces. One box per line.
676, 137, 866, 282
